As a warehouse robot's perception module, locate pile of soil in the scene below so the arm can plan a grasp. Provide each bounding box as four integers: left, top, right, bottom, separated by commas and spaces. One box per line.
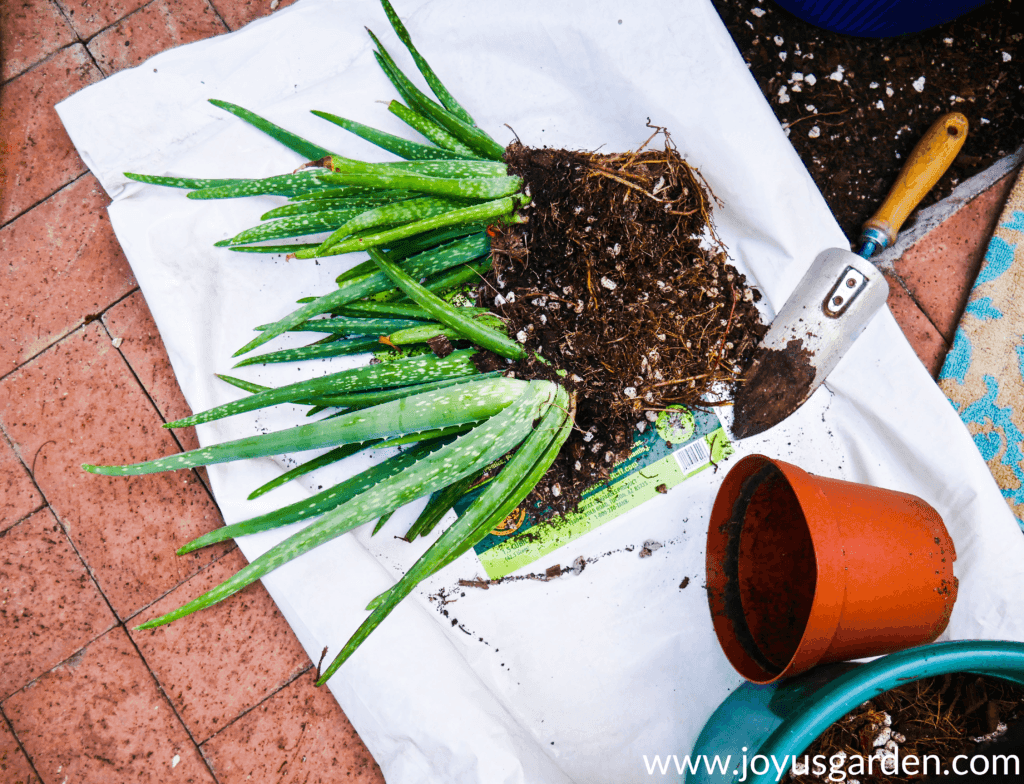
479, 128, 767, 512
711, 0, 1024, 243
786, 673, 1024, 784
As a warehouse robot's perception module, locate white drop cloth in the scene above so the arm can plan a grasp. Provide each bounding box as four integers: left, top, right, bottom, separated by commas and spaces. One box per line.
57, 1, 1024, 781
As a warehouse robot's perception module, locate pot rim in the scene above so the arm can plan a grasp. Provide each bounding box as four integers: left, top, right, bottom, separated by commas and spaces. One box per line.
690, 640, 1024, 784
708, 454, 847, 683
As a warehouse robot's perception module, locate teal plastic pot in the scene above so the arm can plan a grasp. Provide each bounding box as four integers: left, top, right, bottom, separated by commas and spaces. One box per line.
687, 640, 1024, 784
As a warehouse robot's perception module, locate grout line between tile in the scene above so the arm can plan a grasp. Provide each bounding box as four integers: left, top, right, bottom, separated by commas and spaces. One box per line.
118, 621, 226, 782
0, 168, 90, 234
885, 267, 952, 349
121, 540, 241, 626
203, 0, 232, 33
197, 663, 315, 750
0, 708, 46, 784
0, 280, 133, 387
94, 316, 222, 503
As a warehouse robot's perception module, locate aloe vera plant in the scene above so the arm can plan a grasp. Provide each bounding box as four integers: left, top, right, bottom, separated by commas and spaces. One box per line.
84, 0, 581, 680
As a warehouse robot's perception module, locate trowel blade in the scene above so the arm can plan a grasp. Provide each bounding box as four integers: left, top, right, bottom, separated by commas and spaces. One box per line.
731, 247, 889, 439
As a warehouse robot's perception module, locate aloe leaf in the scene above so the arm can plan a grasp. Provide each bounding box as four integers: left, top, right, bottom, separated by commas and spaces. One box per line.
387, 314, 502, 346
83, 375, 529, 476
136, 381, 556, 629
169, 350, 480, 428
294, 197, 513, 259
320, 196, 471, 252
378, 0, 477, 127
369, 34, 505, 161
372, 510, 396, 535
262, 196, 413, 221
232, 336, 382, 367
371, 249, 524, 359
247, 441, 373, 501
404, 469, 483, 540
387, 100, 476, 157
304, 370, 502, 410
217, 209, 364, 247
188, 169, 334, 200
241, 232, 488, 355
125, 173, 249, 190
254, 316, 425, 335
182, 433, 460, 551
209, 99, 334, 160
319, 385, 570, 680
311, 110, 478, 161
335, 302, 486, 320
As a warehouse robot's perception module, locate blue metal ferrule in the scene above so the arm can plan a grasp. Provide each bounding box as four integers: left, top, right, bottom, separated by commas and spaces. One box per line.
857, 225, 890, 259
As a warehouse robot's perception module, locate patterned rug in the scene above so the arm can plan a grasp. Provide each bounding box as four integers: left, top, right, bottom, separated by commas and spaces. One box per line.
939, 165, 1024, 530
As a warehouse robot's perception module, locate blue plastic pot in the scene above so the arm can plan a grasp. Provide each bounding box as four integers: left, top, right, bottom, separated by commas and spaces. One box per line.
771, 0, 986, 37
687, 640, 1024, 784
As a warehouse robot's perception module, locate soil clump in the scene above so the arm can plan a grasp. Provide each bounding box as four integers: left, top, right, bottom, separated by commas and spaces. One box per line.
732, 338, 816, 439
481, 129, 767, 512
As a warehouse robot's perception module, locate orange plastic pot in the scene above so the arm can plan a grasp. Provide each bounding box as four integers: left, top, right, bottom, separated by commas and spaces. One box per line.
706, 454, 957, 684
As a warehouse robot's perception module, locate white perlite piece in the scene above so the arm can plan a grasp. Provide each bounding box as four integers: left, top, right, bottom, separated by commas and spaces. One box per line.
777, 85, 790, 104
875, 100, 885, 110
1003, 52, 1012, 62
600, 276, 617, 290
516, 330, 528, 343
623, 387, 637, 398
886, 85, 894, 97
111, 337, 123, 348
805, 73, 817, 85
751, 7, 765, 16
808, 126, 821, 139
773, 35, 783, 45
830, 65, 845, 82
872, 726, 892, 747
912, 76, 926, 92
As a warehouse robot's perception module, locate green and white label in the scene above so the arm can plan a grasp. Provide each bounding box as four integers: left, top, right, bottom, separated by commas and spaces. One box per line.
465, 406, 732, 579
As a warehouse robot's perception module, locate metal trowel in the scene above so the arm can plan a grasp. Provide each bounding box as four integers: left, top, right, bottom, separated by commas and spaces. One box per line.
731, 112, 968, 439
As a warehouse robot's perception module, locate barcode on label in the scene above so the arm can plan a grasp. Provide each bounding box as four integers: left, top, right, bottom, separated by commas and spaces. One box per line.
674, 438, 711, 473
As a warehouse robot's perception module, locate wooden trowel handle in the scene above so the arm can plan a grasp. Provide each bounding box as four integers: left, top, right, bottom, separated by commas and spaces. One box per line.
861, 112, 968, 248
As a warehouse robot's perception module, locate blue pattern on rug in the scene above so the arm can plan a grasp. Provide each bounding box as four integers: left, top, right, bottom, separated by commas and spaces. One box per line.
939, 326, 972, 384
965, 296, 1003, 320
961, 375, 1024, 506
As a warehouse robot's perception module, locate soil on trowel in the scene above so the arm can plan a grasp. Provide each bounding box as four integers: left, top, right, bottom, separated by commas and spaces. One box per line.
479, 127, 768, 513
731, 338, 815, 439
784, 672, 1024, 784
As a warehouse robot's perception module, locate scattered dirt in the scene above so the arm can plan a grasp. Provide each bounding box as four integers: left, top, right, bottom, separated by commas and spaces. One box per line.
480, 128, 767, 512
732, 338, 816, 439
710, 0, 1024, 244
785, 672, 1024, 784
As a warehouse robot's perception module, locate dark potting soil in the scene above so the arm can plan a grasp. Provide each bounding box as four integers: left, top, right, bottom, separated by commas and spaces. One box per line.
710, 0, 1024, 243
732, 338, 816, 439
785, 673, 1024, 784
481, 130, 767, 512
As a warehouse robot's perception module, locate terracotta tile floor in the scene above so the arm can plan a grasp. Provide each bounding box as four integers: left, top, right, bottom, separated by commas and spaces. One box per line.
0, 1, 1018, 781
